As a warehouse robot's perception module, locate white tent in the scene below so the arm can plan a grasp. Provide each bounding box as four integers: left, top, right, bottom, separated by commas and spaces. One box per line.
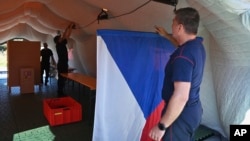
1, 0, 250, 140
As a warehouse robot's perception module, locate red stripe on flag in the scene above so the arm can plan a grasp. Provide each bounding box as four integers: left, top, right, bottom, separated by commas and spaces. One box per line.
140, 100, 165, 141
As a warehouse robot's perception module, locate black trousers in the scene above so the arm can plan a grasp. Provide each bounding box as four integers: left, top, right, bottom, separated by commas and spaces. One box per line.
57, 62, 68, 96
41, 63, 50, 84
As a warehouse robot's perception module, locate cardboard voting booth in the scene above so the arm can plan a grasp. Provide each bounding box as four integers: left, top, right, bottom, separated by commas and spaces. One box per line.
7, 41, 40, 93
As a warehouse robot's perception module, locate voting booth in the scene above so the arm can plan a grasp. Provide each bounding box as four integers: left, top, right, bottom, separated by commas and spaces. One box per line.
7, 40, 40, 93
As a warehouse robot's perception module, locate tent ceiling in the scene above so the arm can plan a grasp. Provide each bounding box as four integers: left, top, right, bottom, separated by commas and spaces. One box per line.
0, 0, 187, 43
1, 0, 249, 43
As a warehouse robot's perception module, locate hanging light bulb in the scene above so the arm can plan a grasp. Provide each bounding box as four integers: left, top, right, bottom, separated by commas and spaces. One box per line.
97, 8, 109, 24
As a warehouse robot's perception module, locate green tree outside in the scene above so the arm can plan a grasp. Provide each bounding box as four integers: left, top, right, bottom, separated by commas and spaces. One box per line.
0, 45, 7, 67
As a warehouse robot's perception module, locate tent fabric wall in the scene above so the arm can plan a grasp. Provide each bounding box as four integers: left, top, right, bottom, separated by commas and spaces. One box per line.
188, 0, 250, 138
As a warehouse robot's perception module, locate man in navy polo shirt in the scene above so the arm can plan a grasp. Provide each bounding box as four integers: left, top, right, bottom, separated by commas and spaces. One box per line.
40, 42, 56, 86
149, 7, 206, 141
54, 22, 75, 97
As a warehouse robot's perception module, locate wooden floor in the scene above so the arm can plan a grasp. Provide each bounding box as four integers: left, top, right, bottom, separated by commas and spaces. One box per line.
0, 77, 93, 141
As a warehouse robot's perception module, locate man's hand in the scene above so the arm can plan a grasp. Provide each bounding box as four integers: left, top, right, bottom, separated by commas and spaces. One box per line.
154, 25, 178, 47
155, 25, 168, 37
70, 22, 76, 29
149, 124, 165, 141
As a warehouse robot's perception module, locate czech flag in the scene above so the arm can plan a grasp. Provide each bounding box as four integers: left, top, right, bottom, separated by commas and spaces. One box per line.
93, 29, 175, 141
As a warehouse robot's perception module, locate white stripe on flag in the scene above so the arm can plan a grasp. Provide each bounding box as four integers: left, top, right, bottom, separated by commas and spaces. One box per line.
93, 36, 146, 141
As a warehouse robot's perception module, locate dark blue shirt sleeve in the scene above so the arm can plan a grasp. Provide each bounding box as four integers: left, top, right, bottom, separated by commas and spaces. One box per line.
172, 57, 193, 82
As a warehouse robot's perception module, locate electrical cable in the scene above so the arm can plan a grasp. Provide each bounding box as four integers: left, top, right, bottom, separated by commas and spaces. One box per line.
79, 0, 152, 29
109, 0, 152, 19
79, 19, 97, 29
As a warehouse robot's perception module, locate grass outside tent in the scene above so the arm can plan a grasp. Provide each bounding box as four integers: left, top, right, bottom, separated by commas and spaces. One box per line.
0, 51, 7, 67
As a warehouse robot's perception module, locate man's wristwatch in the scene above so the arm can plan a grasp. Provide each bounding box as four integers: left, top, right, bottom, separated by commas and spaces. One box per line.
158, 122, 167, 131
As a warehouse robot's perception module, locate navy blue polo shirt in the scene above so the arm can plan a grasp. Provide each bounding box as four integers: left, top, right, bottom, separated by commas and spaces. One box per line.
162, 37, 206, 105
41, 48, 53, 65
56, 39, 68, 64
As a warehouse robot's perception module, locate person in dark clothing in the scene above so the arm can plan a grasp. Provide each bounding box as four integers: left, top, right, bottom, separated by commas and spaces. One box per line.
40, 42, 55, 86
149, 7, 206, 141
54, 22, 75, 97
